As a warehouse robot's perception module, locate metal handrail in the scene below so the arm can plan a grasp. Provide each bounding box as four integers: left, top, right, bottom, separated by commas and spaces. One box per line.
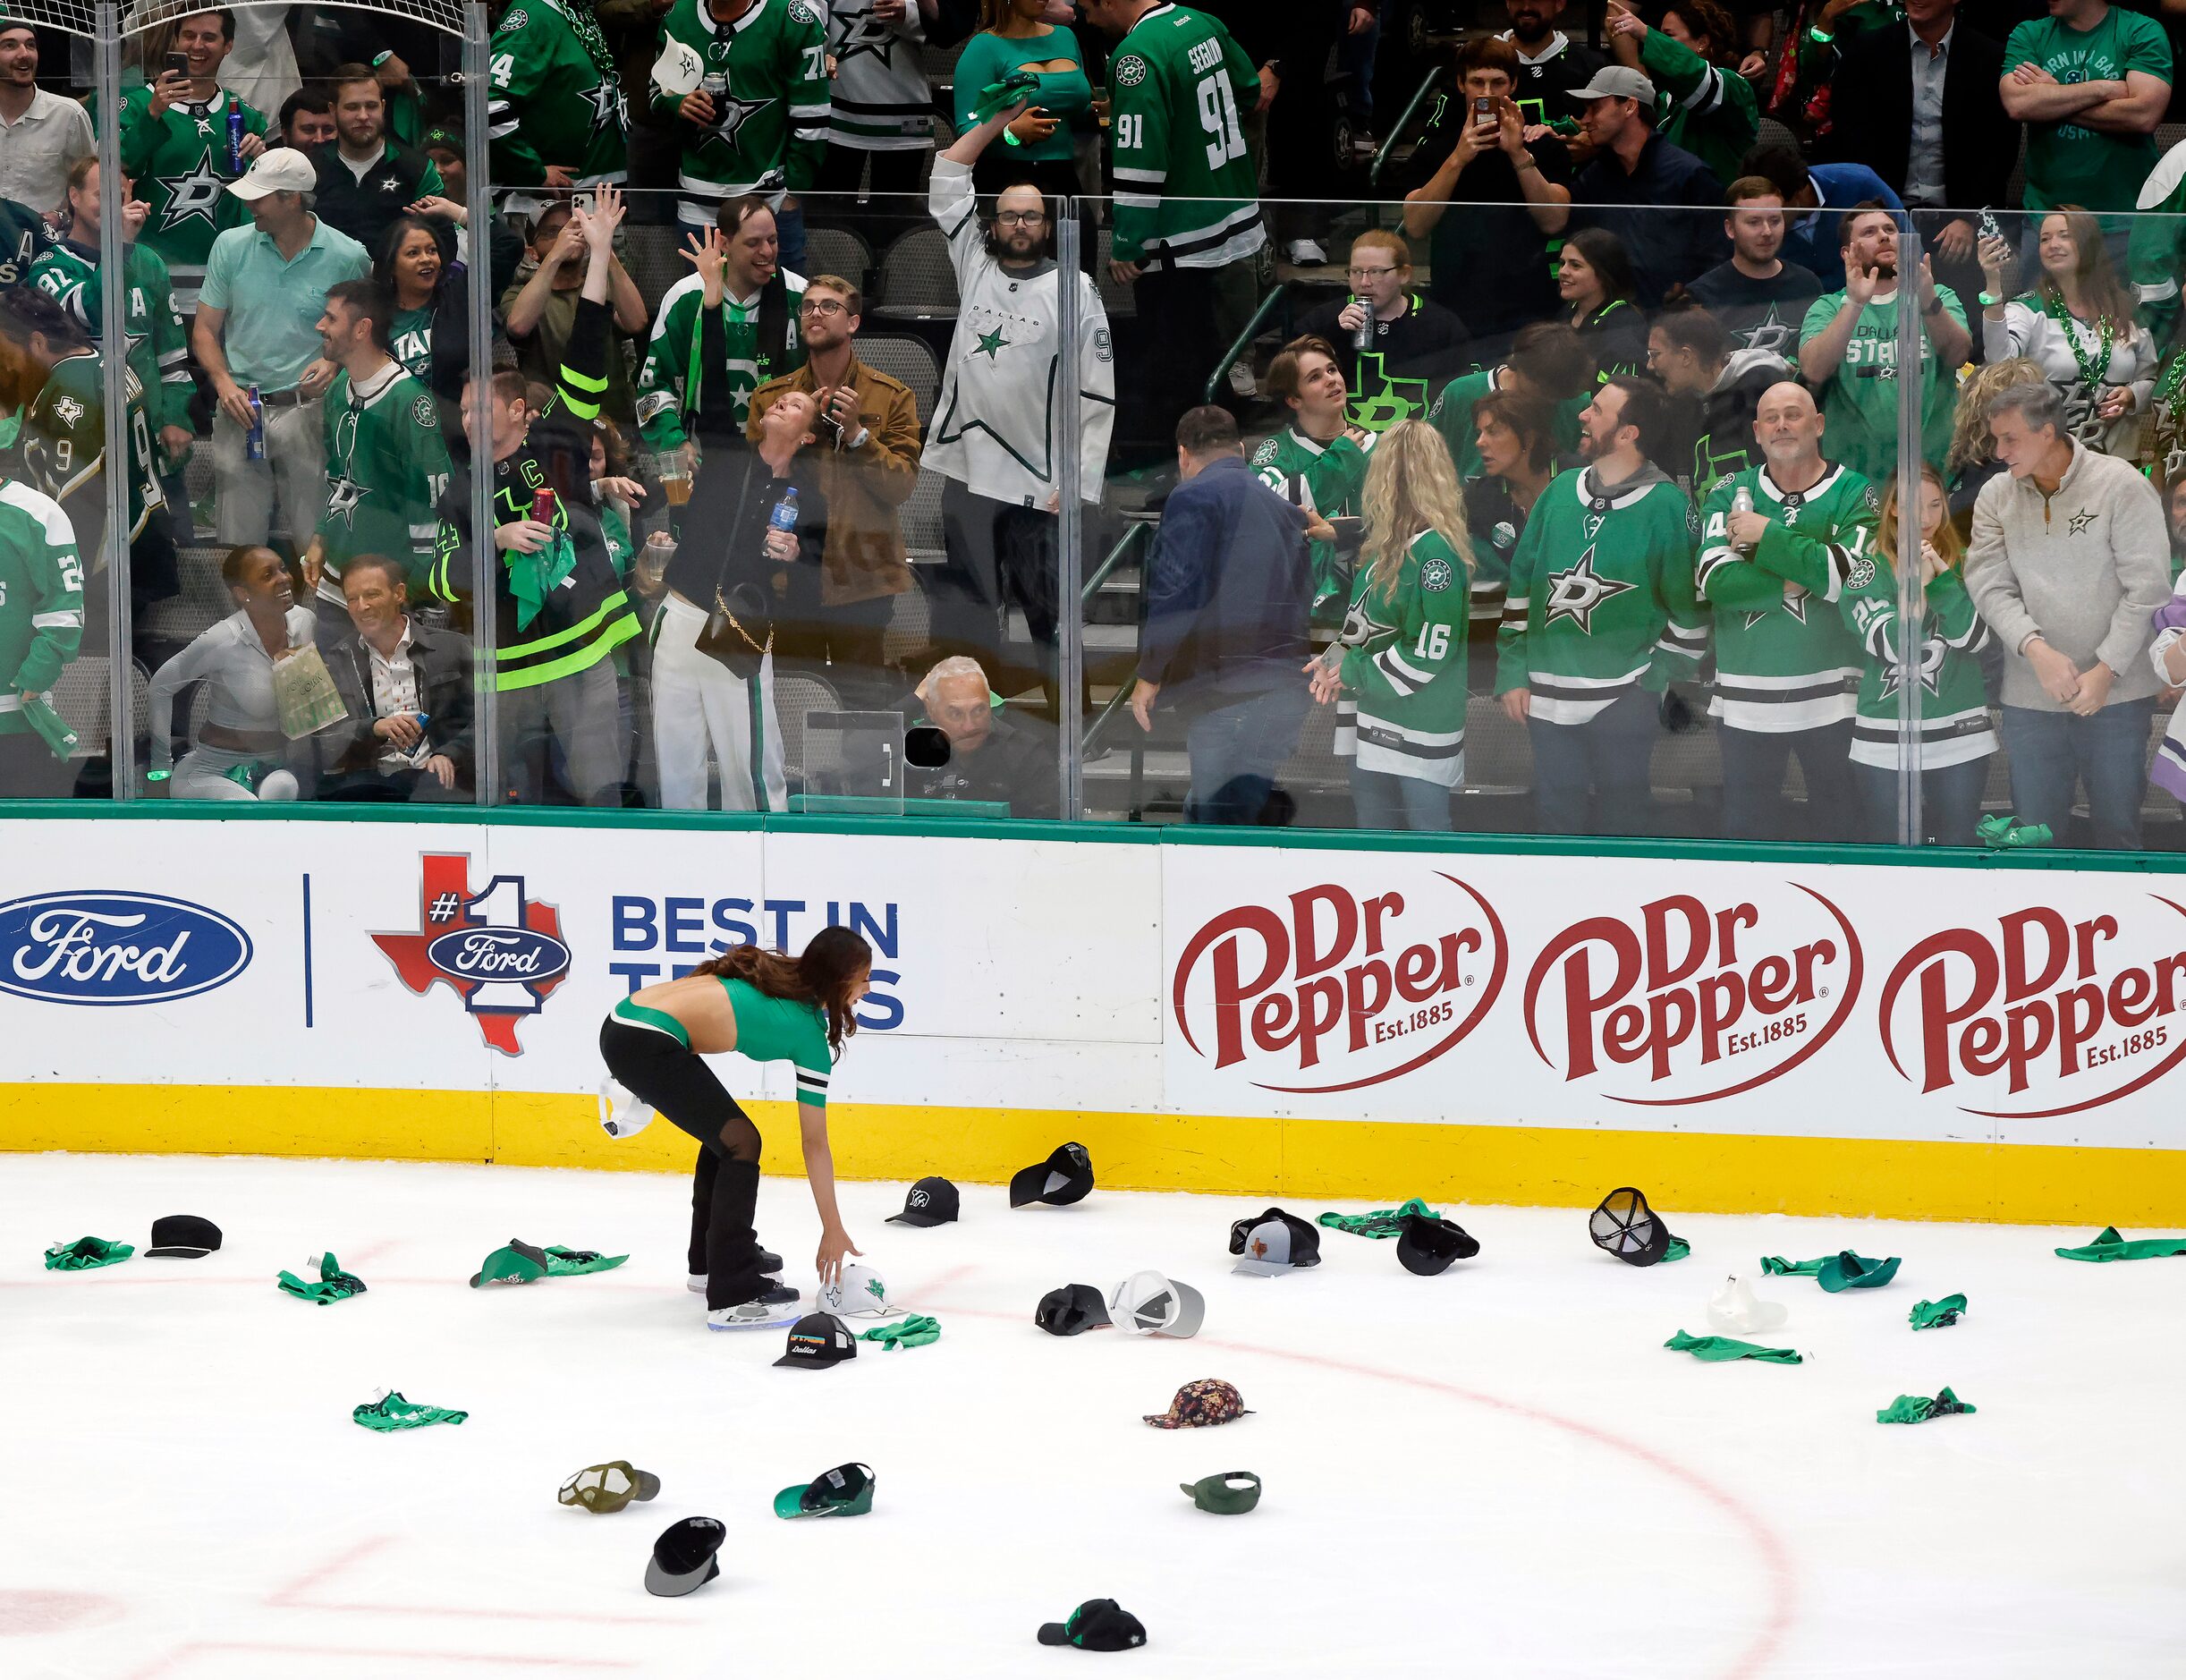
1080, 519, 1149, 605
1202, 282, 1293, 405
1369, 66, 1445, 191
1081, 676, 1136, 757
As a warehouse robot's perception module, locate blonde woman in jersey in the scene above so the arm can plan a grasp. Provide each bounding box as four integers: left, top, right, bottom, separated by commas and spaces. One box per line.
598, 927, 873, 1330
1310, 419, 1477, 831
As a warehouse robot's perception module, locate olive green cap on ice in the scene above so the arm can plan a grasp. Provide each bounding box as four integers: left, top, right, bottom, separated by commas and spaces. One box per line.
1180, 1472, 1262, 1515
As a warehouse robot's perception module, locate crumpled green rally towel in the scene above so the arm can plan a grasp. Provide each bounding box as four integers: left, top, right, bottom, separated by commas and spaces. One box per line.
971, 71, 1042, 123
1877, 1387, 1976, 1424
45, 1236, 133, 1269
1665, 1329, 1801, 1364
278, 1251, 368, 1304
543, 1245, 627, 1276
859, 1314, 940, 1351
509, 529, 578, 631
2054, 1226, 2186, 1262
1760, 1251, 1900, 1291
353, 1391, 469, 1431
1910, 1294, 1966, 1330
1319, 1198, 1439, 1239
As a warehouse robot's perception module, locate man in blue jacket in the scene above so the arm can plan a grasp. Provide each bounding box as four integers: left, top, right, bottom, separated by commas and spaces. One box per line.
1567, 65, 1728, 307
1131, 404, 1314, 825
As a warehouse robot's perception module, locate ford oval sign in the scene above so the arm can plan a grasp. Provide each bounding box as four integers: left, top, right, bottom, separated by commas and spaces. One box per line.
424, 925, 572, 987
0, 891, 253, 1005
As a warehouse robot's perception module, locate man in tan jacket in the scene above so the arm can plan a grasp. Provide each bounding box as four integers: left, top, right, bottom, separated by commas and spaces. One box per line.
747, 274, 920, 705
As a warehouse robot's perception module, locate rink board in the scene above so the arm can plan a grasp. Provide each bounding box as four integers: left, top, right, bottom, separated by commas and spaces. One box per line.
5, 808, 2186, 1222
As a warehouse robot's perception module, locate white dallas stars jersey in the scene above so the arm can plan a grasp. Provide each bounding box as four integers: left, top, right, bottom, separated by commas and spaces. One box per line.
826, 0, 932, 151
921, 157, 1114, 507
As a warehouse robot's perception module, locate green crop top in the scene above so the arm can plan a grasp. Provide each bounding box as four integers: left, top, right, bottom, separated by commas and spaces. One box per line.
611, 978, 833, 1110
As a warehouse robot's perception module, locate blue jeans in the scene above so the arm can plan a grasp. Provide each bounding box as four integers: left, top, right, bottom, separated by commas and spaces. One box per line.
1351, 765, 1452, 831
1184, 683, 1310, 824
1999, 700, 2155, 851
1527, 689, 1659, 836
1853, 757, 1989, 846
1717, 720, 1855, 842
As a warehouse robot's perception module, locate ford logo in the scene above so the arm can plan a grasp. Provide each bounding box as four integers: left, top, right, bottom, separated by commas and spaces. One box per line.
0, 891, 253, 1005
425, 927, 572, 985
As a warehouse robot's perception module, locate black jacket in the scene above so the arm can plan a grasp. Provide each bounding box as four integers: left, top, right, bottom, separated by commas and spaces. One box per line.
316, 615, 477, 783
902, 696, 1059, 819
1824, 21, 2018, 212
1572, 136, 1731, 309
311, 138, 445, 265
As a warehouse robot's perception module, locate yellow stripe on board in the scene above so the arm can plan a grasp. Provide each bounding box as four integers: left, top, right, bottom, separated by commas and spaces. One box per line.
10, 1083, 2186, 1226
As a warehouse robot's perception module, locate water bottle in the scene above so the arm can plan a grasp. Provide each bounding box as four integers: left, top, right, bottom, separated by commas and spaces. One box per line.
226, 107, 244, 174
1730, 483, 1755, 554
1351, 294, 1374, 356
243, 386, 264, 461
769, 487, 800, 539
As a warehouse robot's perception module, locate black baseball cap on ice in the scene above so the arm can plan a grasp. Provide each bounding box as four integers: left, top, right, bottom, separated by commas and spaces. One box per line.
1035, 1283, 1112, 1336
1589, 1186, 1680, 1267
1396, 1213, 1479, 1276
644, 1516, 724, 1597
775, 1311, 859, 1370
1011, 1142, 1094, 1209
1038, 1598, 1147, 1650
145, 1215, 221, 1259
887, 1176, 961, 1226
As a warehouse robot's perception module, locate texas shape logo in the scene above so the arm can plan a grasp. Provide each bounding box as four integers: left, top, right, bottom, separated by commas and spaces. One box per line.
372, 853, 571, 1055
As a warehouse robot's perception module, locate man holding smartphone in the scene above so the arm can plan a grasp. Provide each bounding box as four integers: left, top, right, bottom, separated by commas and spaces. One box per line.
1402, 35, 1572, 353
107, 11, 269, 310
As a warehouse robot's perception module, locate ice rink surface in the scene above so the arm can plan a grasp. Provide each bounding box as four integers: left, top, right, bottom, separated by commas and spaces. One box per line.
4, 1152, 2184, 1679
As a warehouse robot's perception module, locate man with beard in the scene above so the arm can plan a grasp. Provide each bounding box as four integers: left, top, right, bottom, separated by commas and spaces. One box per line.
1495, 374, 1705, 836
308, 64, 445, 259
1797, 202, 1970, 484
1686, 177, 1823, 358
1500, 0, 1606, 120
921, 95, 1113, 713
0, 21, 92, 217
1695, 380, 1873, 841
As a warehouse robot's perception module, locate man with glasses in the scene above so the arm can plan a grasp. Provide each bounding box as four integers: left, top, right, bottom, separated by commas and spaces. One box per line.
1296, 230, 1468, 435
921, 94, 1114, 716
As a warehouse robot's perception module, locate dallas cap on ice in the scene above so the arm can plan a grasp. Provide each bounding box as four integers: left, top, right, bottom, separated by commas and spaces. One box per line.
1038, 1598, 1147, 1651
1109, 1269, 1205, 1338
145, 1214, 221, 1259
1035, 1283, 1112, 1336
1010, 1142, 1094, 1209
887, 1175, 960, 1226
1396, 1213, 1479, 1276
1144, 1378, 1250, 1430
818, 1263, 906, 1319
558, 1461, 661, 1514
1589, 1186, 1682, 1267
775, 1311, 859, 1370
1180, 1471, 1262, 1515
773, 1462, 876, 1520
1227, 1209, 1320, 1277
643, 1515, 724, 1597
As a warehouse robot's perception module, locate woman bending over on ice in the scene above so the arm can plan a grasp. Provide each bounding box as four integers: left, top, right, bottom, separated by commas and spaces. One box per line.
598, 927, 872, 1329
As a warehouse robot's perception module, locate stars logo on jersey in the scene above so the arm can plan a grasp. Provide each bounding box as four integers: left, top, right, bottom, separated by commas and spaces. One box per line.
716, 90, 775, 145
160, 149, 228, 232
326, 475, 371, 527
584, 75, 627, 138
51, 395, 83, 428
503, 7, 529, 28
1735, 303, 1796, 357
1347, 352, 1428, 434
1742, 590, 1809, 631
972, 325, 1009, 361
1845, 552, 1876, 590
1334, 590, 1397, 650
789, 0, 820, 21
1543, 546, 1636, 632
1878, 635, 1947, 700
1419, 556, 1455, 593
412, 395, 437, 428
830, 5, 900, 72
1114, 54, 1148, 88
2068, 510, 2098, 536
1492, 519, 1516, 551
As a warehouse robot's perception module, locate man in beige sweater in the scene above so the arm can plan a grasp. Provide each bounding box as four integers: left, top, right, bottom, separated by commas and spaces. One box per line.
1966, 381, 2172, 849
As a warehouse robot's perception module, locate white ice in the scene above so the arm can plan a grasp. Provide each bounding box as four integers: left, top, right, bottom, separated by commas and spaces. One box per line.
4, 1152, 2183, 1678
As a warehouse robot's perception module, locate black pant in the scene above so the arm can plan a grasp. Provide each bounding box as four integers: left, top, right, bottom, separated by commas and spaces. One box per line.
0, 727, 76, 799
1716, 720, 1856, 842
1123, 266, 1219, 468
599, 1017, 766, 1310
814, 145, 929, 256
935, 479, 1061, 711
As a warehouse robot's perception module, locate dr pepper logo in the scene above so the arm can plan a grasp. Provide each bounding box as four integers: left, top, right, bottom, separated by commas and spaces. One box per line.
1171, 875, 1507, 1092
1523, 887, 1861, 1104
1878, 899, 2186, 1116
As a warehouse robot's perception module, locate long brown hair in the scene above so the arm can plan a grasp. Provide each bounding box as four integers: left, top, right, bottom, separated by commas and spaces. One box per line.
2031, 207, 2137, 336
692, 926, 873, 1056
1878, 462, 1961, 574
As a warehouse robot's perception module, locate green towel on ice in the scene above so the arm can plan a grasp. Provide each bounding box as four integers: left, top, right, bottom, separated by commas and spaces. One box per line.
1665, 1329, 1801, 1364
1318, 1198, 1439, 1238
44, 1235, 133, 1269
543, 1245, 628, 1276
277, 1251, 368, 1303
1877, 1387, 1975, 1424
1909, 1294, 1966, 1329
353, 1390, 469, 1431
858, 1314, 940, 1351
2054, 1226, 2186, 1262
1761, 1250, 1900, 1291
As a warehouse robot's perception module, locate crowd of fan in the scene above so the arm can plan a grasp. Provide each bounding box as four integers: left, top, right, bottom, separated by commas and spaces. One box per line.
0, 0, 2184, 849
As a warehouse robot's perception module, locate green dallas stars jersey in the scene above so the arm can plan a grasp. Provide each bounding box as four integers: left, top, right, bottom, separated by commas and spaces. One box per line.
1695, 462, 1872, 733
634, 271, 808, 451
29, 238, 192, 435
1427, 365, 1585, 481
1250, 422, 1370, 617
391, 305, 435, 385
0, 199, 55, 289
106, 87, 267, 282
1796, 286, 1965, 486
318, 361, 455, 593
1837, 556, 1996, 770
1334, 528, 1474, 787
9, 350, 164, 558
0, 478, 82, 735
1107, 3, 1265, 271
487, 0, 631, 189
650, 0, 830, 230
1495, 463, 1706, 724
